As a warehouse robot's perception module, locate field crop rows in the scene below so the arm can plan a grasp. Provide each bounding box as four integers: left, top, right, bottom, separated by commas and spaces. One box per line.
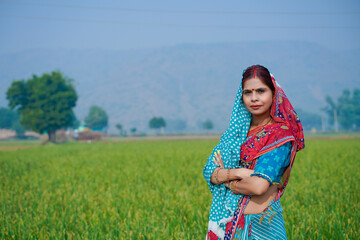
0, 139, 359, 239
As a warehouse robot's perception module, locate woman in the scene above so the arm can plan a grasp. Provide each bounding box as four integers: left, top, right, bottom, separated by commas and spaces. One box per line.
203, 65, 304, 240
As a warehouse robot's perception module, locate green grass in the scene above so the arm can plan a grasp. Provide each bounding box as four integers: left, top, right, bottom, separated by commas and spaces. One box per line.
0, 139, 359, 239
283, 139, 360, 239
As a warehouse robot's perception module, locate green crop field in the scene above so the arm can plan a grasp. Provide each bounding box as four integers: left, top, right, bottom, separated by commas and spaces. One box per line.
0, 139, 359, 239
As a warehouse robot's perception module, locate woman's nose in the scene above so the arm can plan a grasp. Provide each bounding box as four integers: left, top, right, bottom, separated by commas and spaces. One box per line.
251, 92, 258, 101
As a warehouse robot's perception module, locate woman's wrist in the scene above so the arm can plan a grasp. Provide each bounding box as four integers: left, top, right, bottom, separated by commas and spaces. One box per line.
229, 180, 239, 193
214, 167, 221, 184
222, 168, 242, 181
230, 181, 235, 192
233, 168, 254, 179
213, 167, 249, 184
217, 168, 228, 183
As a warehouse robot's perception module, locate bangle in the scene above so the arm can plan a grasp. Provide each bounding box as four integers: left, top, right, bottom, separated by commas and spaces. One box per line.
230, 180, 237, 192
215, 168, 221, 184
226, 169, 230, 183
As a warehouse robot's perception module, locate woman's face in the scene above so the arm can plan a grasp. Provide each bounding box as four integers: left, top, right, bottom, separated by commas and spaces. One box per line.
242, 77, 274, 118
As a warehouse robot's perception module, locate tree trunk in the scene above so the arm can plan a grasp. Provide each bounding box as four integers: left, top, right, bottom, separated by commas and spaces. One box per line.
48, 131, 56, 143
334, 109, 338, 132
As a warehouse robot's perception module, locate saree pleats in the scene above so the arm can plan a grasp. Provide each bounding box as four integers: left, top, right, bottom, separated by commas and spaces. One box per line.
231, 200, 286, 240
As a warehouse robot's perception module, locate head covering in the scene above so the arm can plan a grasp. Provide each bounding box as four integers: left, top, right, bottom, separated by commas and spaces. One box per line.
270, 74, 305, 151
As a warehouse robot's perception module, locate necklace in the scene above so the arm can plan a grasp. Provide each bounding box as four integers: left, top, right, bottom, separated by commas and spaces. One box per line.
250, 117, 273, 129
262, 117, 273, 126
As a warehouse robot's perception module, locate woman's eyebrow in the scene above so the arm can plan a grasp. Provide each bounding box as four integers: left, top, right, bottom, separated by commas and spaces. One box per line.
243, 87, 266, 91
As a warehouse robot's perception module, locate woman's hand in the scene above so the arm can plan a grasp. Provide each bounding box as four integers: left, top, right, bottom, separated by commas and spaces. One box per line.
213, 150, 225, 169
211, 150, 254, 183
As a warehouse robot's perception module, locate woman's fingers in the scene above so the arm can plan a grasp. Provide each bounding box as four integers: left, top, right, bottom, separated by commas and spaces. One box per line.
214, 150, 225, 168
213, 156, 219, 165
213, 156, 220, 166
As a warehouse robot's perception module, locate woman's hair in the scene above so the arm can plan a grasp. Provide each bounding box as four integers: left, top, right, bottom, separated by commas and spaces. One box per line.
241, 65, 275, 92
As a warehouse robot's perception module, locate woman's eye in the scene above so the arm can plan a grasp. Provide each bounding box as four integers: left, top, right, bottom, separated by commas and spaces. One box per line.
244, 91, 251, 95
257, 89, 265, 93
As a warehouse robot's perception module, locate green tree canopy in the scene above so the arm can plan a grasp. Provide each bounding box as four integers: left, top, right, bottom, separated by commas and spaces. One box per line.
149, 117, 166, 130
11, 121, 25, 136
353, 89, 360, 128
71, 114, 80, 129
115, 124, 123, 131
6, 71, 78, 142
202, 119, 214, 131
116, 123, 126, 136
324, 88, 360, 130
84, 105, 108, 130
0, 107, 19, 129
130, 127, 137, 135
0, 107, 25, 136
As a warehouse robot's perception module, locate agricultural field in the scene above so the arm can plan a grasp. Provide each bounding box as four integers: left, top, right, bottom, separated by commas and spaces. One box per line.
0, 139, 359, 239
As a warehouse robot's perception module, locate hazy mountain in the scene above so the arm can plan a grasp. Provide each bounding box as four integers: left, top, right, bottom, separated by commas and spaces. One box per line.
1, 41, 359, 133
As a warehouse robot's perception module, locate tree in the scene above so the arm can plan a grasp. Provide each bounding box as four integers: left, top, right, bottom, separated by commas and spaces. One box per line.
71, 113, 80, 129
130, 127, 137, 135
84, 105, 108, 130
11, 121, 25, 137
0, 107, 25, 136
149, 117, 166, 134
116, 123, 125, 136
116, 124, 122, 131
202, 119, 214, 133
0, 107, 19, 129
323, 95, 339, 131
6, 71, 78, 142
324, 88, 360, 131
337, 89, 352, 130
353, 89, 360, 129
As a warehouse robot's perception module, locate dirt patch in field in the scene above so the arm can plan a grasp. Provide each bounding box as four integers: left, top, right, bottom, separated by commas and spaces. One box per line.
0, 145, 38, 151
103, 134, 360, 143
108, 135, 221, 142
109, 135, 360, 142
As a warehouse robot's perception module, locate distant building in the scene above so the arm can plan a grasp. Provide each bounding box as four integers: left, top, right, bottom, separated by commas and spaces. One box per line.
73, 122, 104, 141
0, 129, 16, 140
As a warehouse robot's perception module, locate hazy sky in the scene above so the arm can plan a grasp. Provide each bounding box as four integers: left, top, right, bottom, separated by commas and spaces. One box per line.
1, 0, 360, 53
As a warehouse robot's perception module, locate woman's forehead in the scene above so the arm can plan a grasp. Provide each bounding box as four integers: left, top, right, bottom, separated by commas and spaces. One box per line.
243, 77, 270, 90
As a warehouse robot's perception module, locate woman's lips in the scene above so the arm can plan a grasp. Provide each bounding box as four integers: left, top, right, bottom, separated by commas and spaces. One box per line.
250, 105, 261, 109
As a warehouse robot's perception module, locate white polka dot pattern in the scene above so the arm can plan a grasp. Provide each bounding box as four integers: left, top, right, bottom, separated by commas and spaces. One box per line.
203, 82, 251, 238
